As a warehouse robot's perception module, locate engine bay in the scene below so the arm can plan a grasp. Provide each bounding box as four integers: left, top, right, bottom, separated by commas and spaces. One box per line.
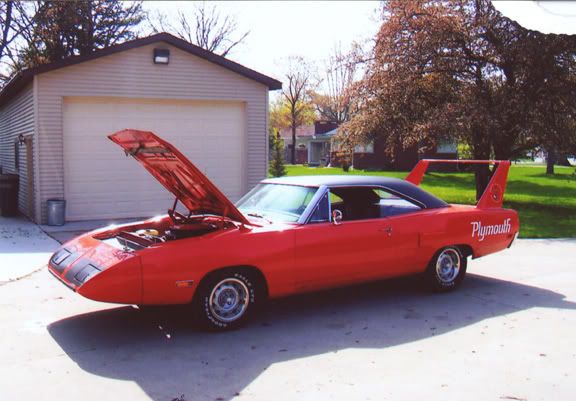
96, 213, 237, 251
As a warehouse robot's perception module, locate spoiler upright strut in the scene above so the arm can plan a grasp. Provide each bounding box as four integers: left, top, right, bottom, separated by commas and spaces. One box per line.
405, 159, 511, 209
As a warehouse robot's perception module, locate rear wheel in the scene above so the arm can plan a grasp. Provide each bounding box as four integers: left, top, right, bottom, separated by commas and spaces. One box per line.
193, 269, 263, 330
425, 246, 467, 292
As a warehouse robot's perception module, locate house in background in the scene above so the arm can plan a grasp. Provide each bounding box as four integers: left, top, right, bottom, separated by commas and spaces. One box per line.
329, 130, 458, 170
279, 120, 457, 169
279, 121, 337, 165
278, 124, 315, 164
0, 32, 281, 224
349, 138, 458, 170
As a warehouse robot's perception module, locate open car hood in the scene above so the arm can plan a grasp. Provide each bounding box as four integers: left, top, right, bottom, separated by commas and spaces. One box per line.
108, 129, 250, 225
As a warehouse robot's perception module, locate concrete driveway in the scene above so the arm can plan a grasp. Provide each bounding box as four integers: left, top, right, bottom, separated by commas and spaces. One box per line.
0, 216, 60, 283
0, 232, 575, 401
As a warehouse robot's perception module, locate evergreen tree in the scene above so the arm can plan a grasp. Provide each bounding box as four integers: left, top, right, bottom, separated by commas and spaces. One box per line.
15, 1, 144, 69
269, 132, 286, 177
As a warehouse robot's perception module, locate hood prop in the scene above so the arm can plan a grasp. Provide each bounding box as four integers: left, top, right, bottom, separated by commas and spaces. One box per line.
168, 197, 192, 222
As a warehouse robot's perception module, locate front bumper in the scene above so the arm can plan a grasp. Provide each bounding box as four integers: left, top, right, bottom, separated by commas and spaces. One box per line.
48, 266, 76, 291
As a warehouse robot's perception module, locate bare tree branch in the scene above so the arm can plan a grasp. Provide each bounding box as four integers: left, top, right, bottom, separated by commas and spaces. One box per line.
312, 43, 361, 124
0, 1, 35, 85
147, 2, 249, 57
281, 56, 318, 164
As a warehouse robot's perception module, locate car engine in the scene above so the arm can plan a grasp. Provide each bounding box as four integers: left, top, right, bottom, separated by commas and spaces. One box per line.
97, 216, 235, 251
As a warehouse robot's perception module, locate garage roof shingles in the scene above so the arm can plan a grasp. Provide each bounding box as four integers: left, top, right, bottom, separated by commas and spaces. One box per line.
0, 32, 282, 107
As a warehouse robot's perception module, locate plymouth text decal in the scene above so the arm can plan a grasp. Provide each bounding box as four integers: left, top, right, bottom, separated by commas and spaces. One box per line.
471, 218, 511, 241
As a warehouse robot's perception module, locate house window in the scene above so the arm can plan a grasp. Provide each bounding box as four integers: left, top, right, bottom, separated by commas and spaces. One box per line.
437, 139, 457, 154
354, 141, 374, 154
14, 141, 19, 171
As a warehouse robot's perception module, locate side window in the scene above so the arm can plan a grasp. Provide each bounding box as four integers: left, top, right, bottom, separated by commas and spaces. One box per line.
308, 192, 330, 223
374, 188, 422, 217
329, 192, 343, 209
329, 186, 381, 221
328, 186, 422, 222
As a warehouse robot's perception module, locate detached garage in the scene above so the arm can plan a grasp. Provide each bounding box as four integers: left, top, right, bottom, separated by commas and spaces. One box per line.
0, 33, 281, 224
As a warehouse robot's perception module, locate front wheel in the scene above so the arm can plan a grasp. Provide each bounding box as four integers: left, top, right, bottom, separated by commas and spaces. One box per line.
425, 246, 467, 292
193, 269, 263, 331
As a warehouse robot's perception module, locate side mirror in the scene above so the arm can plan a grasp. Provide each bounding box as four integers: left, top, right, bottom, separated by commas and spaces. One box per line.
332, 209, 343, 225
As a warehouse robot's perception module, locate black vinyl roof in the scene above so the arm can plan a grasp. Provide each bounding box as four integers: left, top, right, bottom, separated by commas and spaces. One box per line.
263, 175, 449, 209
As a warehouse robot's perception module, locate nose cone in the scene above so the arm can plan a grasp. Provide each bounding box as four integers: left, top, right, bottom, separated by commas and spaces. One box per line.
48, 233, 143, 304
49, 247, 94, 290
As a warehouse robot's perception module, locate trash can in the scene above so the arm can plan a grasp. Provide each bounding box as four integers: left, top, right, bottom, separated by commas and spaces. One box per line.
47, 199, 66, 226
0, 174, 19, 217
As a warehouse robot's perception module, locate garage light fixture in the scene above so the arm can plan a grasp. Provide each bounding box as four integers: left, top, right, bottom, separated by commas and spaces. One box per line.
153, 48, 170, 64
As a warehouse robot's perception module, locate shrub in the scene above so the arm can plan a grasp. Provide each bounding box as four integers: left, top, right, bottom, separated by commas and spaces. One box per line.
269, 134, 287, 177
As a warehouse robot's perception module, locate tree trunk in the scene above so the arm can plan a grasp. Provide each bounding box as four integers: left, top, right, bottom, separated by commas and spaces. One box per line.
475, 164, 491, 201
0, 2, 13, 60
546, 148, 556, 175
471, 132, 492, 201
290, 124, 296, 164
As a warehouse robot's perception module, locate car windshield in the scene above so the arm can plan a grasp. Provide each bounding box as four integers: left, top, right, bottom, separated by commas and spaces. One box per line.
236, 184, 318, 223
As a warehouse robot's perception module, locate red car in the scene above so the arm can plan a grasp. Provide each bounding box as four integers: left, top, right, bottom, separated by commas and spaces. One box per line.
48, 129, 519, 330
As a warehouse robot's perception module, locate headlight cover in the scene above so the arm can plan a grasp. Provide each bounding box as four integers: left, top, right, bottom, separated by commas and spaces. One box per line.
74, 264, 102, 284
50, 248, 74, 273
52, 248, 71, 265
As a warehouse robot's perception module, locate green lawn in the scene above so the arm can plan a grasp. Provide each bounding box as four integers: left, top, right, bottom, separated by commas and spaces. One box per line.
284, 164, 576, 238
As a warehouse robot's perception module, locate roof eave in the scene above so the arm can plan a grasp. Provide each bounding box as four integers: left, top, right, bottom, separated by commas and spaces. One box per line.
0, 32, 282, 107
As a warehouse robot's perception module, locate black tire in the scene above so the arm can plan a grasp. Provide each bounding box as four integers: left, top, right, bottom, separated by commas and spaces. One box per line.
193, 268, 263, 331
425, 246, 467, 292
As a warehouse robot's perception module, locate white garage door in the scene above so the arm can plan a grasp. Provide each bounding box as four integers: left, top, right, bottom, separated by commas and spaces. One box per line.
63, 97, 246, 221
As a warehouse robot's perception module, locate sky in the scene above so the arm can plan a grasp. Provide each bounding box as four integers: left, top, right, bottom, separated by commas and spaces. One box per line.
492, 1, 576, 34
142, 1, 576, 95
143, 1, 382, 85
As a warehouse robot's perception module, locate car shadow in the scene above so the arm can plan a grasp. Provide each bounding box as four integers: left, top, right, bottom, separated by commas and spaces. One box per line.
48, 274, 576, 401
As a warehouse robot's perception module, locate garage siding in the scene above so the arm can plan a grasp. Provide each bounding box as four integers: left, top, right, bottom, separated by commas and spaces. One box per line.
36, 42, 268, 223
0, 84, 35, 218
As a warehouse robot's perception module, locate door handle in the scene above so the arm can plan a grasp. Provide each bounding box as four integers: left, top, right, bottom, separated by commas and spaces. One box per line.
380, 226, 393, 236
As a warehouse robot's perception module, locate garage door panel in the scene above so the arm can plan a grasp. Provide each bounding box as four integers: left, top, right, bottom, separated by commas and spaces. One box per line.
66, 183, 171, 201
68, 199, 169, 220
63, 99, 245, 221
64, 161, 152, 181
66, 190, 172, 205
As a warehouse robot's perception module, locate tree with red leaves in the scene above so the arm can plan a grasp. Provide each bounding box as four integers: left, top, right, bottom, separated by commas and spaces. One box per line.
346, 0, 576, 195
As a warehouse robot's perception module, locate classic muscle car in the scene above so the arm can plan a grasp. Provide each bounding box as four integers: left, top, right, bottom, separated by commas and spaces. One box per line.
48, 129, 519, 330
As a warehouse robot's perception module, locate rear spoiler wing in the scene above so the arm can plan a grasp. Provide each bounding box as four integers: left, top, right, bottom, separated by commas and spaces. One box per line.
405, 159, 511, 209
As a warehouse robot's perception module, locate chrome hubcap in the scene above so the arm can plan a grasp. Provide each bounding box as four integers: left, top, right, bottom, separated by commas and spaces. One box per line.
436, 248, 461, 284
209, 278, 249, 322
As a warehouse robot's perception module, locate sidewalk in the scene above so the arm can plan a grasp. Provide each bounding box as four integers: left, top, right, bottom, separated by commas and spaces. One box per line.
0, 216, 60, 284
